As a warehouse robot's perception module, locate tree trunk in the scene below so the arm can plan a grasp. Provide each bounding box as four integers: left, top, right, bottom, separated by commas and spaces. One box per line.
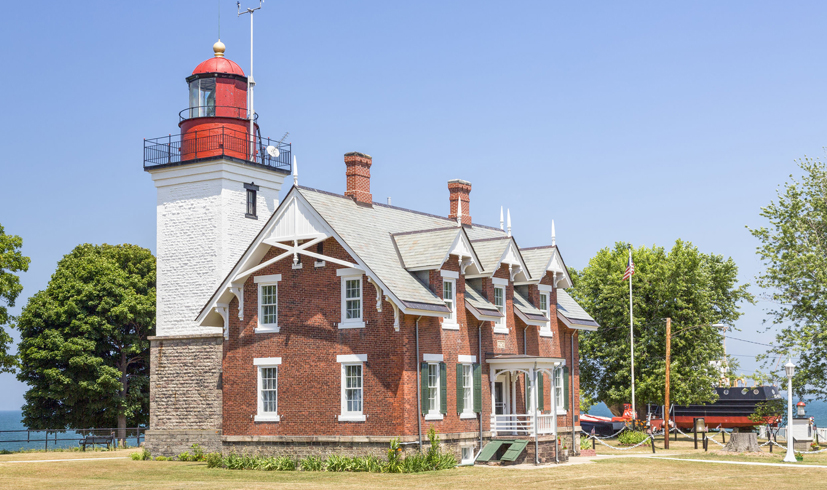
118, 413, 126, 448
723, 432, 760, 452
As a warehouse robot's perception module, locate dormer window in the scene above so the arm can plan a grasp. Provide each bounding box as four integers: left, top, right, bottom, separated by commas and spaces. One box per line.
245, 183, 259, 219
440, 270, 459, 330
539, 285, 553, 337
492, 277, 508, 334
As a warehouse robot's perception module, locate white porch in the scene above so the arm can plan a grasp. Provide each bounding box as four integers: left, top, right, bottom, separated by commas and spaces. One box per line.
488, 355, 566, 438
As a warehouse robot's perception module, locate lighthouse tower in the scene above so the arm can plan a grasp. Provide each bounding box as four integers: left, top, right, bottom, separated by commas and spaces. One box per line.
144, 40, 291, 338
143, 41, 290, 455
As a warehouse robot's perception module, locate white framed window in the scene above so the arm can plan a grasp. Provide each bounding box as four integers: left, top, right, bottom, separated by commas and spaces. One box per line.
337, 268, 365, 329
338, 354, 367, 421
462, 364, 473, 415
254, 357, 281, 422
555, 367, 565, 412
492, 278, 508, 333
539, 286, 552, 338
423, 353, 443, 420
461, 445, 475, 465
254, 274, 282, 333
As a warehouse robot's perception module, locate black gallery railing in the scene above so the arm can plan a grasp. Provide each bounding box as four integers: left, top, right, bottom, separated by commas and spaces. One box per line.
144, 127, 291, 172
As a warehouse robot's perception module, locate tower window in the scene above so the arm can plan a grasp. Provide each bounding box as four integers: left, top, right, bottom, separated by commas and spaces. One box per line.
245, 183, 259, 219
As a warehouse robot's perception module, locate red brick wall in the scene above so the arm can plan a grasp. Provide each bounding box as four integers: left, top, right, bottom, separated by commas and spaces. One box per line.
344, 153, 372, 204
222, 239, 580, 437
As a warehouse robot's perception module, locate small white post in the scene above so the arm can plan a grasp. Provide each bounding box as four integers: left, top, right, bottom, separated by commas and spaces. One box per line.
500, 206, 504, 231
551, 220, 556, 246
292, 155, 298, 187
456, 194, 463, 227
506, 209, 512, 237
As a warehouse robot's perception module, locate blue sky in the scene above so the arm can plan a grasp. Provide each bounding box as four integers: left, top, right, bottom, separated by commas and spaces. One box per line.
0, 1, 824, 410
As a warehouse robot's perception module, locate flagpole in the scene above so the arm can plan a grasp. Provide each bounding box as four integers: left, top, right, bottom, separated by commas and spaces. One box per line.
629, 247, 635, 420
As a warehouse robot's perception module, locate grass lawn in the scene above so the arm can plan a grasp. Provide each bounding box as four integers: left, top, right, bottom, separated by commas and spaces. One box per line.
1, 448, 825, 490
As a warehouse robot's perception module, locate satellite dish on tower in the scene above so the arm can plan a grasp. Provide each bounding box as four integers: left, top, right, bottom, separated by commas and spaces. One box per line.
266, 145, 279, 158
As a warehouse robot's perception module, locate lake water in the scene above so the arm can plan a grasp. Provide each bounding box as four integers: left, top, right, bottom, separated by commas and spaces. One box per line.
0, 411, 144, 452
589, 398, 827, 428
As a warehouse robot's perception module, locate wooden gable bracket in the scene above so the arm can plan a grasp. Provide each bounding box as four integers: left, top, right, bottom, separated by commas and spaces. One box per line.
509, 264, 524, 282
228, 286, 244, 320
384, 295, 401, 332
366, 276, 383, 313
215, 303, 230, 339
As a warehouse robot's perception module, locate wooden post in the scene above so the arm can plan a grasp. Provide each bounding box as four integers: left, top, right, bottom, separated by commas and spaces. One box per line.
694, 419, 698, 449
664, 318, 671, 450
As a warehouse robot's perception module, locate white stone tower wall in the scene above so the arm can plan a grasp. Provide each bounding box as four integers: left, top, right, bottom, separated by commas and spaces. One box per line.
149, 160, 285, 337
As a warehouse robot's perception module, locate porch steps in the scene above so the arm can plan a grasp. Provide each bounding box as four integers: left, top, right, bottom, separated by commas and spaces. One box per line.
476, 439, 529, 463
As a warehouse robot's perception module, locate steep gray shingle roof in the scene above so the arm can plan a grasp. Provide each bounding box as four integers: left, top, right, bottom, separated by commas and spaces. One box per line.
393, 227, 460, 270
521, 247, 555, 279
470, 237, 510, 272
513, 290, 547, 321
464, 282, 501, 316
557, 289, 599, 328
299, 187, 503, 310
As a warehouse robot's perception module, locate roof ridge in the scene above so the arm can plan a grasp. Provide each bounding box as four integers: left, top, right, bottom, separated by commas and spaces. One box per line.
521, 245, 557, 251
471, 236, 510, 243
297, 186, 505, 232
390, 226, 459, 238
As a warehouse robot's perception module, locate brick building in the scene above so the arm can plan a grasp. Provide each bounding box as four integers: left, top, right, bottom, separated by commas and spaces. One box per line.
144, 42, 599, 464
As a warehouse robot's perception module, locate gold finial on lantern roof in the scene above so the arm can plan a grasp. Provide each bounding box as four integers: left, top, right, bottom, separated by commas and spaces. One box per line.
213, 39, 226, 57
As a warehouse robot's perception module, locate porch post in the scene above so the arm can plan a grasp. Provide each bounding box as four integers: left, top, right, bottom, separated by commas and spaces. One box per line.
532, 366, 538, 465
552, 365, 558, 460
490, 367, 496, 436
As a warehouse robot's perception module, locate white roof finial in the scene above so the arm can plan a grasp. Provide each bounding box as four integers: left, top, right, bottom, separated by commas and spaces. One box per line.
551, 220, 556, 246
293, 155, 298, 187
456, 194, 463, 227
506, 209, 512, 237
500, 206, 504, 230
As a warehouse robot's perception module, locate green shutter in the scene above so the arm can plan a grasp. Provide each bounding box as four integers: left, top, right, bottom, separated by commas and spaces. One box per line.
476, 441, 504, 462
563, 366, 570, 411
420, 362, 428, 416
537, 373, 544, 410
440, 362, 448, 415
473, 363, 482, 413
456, 364, 463, 414
500, 440, 529, 462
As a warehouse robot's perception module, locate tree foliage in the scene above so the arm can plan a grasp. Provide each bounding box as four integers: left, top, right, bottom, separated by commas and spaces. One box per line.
16, 244, 155, 430
0, 223, 30, 373
748, 157, 827, 399
569, 240, 753, 416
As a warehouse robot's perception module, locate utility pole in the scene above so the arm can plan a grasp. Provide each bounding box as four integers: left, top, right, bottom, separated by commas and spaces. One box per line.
664, 317, 671, 450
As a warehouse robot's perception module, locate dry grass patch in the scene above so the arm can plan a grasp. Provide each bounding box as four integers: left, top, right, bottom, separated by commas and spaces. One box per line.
0, 451, 823, 490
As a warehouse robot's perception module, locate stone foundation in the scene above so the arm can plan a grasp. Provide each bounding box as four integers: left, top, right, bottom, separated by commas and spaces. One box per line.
145, 333, 224, 457
486, 435, 567, 464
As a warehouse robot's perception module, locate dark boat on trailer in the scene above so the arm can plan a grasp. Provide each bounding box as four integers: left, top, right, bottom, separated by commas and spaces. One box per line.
652, 386, 782, 429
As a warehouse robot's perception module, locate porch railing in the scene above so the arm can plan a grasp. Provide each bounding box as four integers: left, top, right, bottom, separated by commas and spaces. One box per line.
537, 413, 555, 435
491, 413, 558, 436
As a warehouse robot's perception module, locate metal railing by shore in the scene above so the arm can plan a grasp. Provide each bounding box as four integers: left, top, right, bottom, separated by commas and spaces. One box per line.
0, 427, 145, 451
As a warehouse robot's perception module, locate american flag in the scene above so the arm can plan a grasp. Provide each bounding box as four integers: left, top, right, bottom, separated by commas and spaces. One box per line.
623, 256, 635, 281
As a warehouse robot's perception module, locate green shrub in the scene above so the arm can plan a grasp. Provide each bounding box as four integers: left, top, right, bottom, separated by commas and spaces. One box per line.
130, 448, 151, 461
401, 452, 427, 473
177, 451, 193, 462
154, 455, 171, 461
300, 455, 324, 471
618, 430, 649, 446
385, 438, 403, 473
580, 436, 592, 450
325, 455, 354, 472
205, 452, 223, 468
191, 444, 205, 461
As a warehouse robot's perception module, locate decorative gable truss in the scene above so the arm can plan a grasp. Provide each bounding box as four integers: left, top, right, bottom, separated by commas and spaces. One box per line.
195, 188, 408, 337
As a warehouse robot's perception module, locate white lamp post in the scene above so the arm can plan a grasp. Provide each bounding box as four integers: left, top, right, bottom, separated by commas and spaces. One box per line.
783, 359, 796, 463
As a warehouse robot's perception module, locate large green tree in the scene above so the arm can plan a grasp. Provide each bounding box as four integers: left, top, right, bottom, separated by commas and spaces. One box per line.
16, 244, 155, 438
0, 224, 30, 372
569, 240, 753, 416
749, 157, 827, 399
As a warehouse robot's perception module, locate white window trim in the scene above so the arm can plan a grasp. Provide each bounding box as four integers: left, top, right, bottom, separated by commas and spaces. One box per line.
493, 285, 508, 334
555, 367, 566, 414
338, 270, 365, 329
424, 360, 443, 421
442, 276, 459, 330
254, 274, 282, 333
492, 277, 509, 286
457, 355, 476, 363
440, 270, 459, 279
460, 363, 474, 417
539, 292, 553, 338
460, 445, 476, 464
537, 284, 552, 292
338, 354, 367, 422
254, 357, 282, 422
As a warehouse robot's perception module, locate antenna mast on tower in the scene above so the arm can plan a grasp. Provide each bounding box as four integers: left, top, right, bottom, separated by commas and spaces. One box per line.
238, 0, 264, 160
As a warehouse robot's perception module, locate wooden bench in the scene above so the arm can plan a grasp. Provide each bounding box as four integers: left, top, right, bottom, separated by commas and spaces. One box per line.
78, 434, 116, 451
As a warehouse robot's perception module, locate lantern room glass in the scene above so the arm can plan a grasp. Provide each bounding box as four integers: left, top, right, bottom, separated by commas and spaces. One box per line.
188, 78, 216, 118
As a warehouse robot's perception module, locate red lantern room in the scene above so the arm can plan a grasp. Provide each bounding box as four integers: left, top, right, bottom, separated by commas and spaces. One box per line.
179, 40, 257, 162
143, 40, 290, 172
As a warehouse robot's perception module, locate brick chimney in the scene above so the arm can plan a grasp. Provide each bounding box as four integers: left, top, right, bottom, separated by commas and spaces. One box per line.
448, 179, 472, 226
344, 152, 373, 204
